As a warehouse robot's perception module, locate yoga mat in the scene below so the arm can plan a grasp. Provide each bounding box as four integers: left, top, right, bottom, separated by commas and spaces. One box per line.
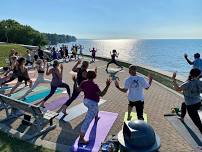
57, 99, 106, 122
107, 68, 124, 73
24, 88, 63, 103
7, 78, 36, 85
165, 115, 202, 149
45, 97, 68, 111
124, 112, 148, 122
72, 111, 118, 152
0, 85, 13, 91
10, 86, 48, 98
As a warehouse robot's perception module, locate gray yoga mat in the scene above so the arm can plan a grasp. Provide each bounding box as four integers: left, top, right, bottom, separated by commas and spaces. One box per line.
165, 114, 202, 149
56, 99, 106, 122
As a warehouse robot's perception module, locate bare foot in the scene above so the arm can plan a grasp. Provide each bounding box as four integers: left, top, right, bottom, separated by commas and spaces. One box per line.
95, 116, 100, 122
78, 138, 89, 145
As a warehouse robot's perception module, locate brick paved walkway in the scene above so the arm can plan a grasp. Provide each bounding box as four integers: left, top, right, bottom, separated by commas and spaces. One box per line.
0, 57, 195, 151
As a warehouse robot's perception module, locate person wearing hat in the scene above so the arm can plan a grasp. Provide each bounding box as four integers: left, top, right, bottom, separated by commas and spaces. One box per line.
115, 65, 152, 120
184, 53, 202, 76
118, 120, 160, 152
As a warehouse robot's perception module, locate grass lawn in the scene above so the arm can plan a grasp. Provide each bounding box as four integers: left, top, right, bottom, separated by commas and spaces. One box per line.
0, 131, 55, 152
0, 44, 28, 67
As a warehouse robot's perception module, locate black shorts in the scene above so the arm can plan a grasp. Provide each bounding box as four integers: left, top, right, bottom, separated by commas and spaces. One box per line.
18, 76, 30, 82
128, 100, 144, 107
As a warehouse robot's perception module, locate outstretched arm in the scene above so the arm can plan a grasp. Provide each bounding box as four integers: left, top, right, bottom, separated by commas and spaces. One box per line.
97, 78, 111, 97
46, 65, 52, 75
72, 60, 81, 72
145, 73, 153, 90
184, 53, 193, 65
114, 80, 128, 93
172, 72, 182, 92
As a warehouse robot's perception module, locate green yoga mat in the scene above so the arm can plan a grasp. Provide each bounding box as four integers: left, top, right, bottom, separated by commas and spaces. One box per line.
11, 86, 48, 98
24, 88, 63, 103
124, 112, 148, 123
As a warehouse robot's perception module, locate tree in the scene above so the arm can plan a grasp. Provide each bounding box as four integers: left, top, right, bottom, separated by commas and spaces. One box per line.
0, 19, 76, 46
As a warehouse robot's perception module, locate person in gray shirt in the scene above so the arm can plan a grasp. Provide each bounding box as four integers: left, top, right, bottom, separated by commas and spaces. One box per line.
172, 68, 202, 134
184, 53, 202, 76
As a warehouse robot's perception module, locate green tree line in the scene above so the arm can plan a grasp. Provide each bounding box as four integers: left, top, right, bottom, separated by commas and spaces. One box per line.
0, 19, 76, 46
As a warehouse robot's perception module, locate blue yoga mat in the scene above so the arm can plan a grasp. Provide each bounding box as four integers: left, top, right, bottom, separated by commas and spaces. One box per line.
24, 88, 63, 103
0, 86, 13, 91
11, 86, 48, 98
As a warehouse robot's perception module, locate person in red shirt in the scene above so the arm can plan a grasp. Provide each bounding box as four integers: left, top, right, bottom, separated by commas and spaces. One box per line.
76, 71, 111, 144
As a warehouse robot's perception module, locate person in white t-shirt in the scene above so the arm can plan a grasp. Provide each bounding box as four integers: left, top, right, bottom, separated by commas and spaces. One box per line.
115, 65, 153, 120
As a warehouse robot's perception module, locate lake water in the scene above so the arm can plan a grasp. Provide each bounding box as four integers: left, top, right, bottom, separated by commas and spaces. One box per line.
66, 39, 202, 79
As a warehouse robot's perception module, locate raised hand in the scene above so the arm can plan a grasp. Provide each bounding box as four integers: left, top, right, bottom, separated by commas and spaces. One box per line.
148, 73, 153, 80
106, 78, 112, 86
114, 79, 120, 88
172, 72, 177, 80
184, 53, 188, 58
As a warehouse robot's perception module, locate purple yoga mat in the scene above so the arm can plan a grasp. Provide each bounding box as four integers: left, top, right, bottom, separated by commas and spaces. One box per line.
45, 97, 68, 111
72, 111, 118, 152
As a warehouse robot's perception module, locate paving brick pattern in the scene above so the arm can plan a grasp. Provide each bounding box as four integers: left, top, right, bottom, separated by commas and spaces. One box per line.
1, 57, 195, 151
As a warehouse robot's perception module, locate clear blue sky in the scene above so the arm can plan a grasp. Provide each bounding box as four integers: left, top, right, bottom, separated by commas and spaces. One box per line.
1, 0, 202, 39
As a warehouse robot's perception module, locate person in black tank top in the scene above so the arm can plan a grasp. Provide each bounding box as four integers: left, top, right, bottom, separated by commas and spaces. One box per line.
58, 60, 90, 115
106, 49, 123, 71
8, 57, 33, 96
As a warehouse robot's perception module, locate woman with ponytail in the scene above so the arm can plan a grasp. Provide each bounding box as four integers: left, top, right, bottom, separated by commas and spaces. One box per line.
37, 60, 71, 108
172, 68, 202, 134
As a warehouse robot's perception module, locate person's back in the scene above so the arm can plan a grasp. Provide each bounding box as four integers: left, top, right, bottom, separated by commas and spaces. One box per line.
193, 58, 202, 71
111, 53, 116, 61
181, 79, 202, 105
77, 68, 87, 85
125, 75, 149, 101
51, 68, 62, 86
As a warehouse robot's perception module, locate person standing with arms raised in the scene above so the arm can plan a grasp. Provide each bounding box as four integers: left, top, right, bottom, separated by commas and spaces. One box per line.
114, 65, 152, 120
58, 60, 92, 115
172, 69, 202, 134
184, 53, 202, 76
37, 60, 71, 108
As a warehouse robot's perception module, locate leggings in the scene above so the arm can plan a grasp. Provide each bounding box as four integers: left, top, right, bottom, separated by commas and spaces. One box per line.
43, 83, 70, 102
80, 98, 98, 134
181, 102, 202, 133
106, 60, 122, 69
1, 76, 16, 85
22, 74, 51, 98
65, 87, 80, 107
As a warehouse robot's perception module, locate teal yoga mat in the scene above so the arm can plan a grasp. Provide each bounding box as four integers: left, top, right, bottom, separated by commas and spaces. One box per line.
24, 88, 63, 103
0, 86, 13, 91
11, 86, 48, 98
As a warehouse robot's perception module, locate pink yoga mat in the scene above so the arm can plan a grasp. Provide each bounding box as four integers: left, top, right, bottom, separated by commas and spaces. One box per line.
72, 111, 118, 152
7, 78, 36, 85
45, 97, 68, 111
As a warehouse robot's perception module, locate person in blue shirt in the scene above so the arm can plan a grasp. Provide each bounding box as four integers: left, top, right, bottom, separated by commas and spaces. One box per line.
172, 68, 202, 134
184, 53, 202, 76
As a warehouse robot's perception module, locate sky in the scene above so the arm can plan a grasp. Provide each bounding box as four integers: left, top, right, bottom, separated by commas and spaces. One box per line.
0, 0, 202, 39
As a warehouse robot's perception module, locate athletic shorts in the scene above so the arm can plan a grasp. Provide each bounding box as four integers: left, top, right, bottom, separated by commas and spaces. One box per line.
128, 100, 144, 107
18, 76, 30, 82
